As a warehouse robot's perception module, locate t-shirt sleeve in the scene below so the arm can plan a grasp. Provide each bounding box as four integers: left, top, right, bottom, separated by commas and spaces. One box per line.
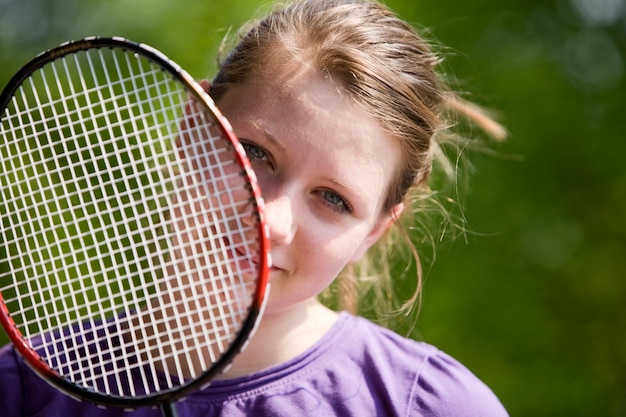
410, 348, 509, 417
0, 343, 160, 417
0, 344, 25, 417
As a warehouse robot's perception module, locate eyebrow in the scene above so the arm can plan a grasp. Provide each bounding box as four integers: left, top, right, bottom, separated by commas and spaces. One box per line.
250, 121, 286, 153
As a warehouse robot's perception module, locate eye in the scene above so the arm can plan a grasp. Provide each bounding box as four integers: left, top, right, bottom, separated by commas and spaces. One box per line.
241, 141, 270, 164
319, 189, 353, 214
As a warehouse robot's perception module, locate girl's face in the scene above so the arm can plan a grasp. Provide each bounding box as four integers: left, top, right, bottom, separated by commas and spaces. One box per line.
215, 65, 403, 315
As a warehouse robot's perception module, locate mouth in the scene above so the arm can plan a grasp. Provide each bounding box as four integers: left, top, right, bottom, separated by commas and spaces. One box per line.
219, 233, 269, 274
239, 248, 282, 275
210, 226, 279, 278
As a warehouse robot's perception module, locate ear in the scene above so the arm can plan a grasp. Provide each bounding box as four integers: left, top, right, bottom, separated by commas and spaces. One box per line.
349, 202, 404, 263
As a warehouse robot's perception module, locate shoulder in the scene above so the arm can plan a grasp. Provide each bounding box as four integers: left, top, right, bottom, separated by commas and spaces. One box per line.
0, 343, 28, 417
341, 314, 509, 417
0, 343, 159, 417
409, 343, 508, 416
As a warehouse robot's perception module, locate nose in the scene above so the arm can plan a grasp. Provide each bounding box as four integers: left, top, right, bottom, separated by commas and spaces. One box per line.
262, 194, 295, 246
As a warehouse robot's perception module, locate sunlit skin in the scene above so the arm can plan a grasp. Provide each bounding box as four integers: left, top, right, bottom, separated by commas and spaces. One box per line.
207, 63, 404, 378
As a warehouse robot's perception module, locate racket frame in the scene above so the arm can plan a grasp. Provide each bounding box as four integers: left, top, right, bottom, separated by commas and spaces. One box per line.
0, 36, 271, 409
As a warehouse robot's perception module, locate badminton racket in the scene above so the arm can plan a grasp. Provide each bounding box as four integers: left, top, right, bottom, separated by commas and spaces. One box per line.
0, 37, 271, 417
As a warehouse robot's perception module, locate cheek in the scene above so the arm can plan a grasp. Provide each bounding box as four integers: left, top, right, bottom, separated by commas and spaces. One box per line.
282, 231, 342, 294
305, 228, 365, 278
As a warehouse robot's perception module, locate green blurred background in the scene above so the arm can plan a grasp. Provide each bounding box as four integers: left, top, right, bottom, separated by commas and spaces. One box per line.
1, 0, 624, 415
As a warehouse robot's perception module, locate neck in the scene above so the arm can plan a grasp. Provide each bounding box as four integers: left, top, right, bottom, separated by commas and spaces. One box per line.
215, 299, 339, 380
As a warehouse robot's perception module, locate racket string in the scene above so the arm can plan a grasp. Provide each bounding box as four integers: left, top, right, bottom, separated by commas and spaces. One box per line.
0, 45, 262, 398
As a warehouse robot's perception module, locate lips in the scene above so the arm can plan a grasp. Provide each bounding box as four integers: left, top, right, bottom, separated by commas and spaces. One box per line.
216, 233, 257, 276
206, 225, 279, 280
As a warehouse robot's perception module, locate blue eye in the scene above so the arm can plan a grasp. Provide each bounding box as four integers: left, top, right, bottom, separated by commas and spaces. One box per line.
242, 142, 266, 160
320, 190, 352, 214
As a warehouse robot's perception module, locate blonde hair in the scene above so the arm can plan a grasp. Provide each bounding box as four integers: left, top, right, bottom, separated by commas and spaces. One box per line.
211, 0, 505, 328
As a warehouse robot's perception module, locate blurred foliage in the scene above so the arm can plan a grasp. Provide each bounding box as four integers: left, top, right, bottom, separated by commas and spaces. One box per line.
1, 0, 625, 416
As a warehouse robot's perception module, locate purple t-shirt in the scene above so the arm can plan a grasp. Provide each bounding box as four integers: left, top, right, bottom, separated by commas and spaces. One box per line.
0, 312, 508, 416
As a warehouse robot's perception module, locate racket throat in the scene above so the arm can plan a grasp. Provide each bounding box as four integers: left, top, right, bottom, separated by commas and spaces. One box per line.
160, 401, 179, 417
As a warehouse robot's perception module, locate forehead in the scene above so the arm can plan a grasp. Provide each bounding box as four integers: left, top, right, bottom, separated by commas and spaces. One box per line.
217, 65, 402, 215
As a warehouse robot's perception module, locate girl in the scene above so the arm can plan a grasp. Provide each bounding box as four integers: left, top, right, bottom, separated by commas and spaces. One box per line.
0, 0, 509, 415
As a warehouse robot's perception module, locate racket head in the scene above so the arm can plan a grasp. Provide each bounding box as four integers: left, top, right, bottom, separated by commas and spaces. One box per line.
0, 37, 270, 408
